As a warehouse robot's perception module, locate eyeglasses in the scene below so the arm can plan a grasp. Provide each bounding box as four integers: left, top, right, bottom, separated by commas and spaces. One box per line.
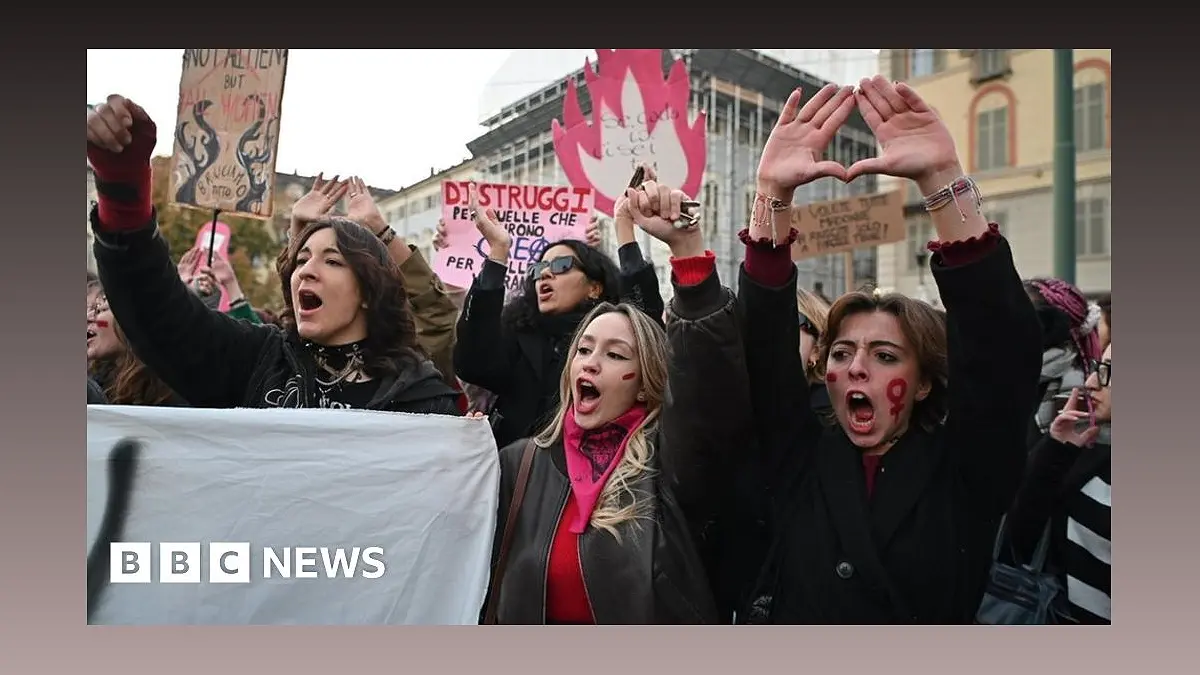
1089, 359, 1111, 387
528, 255, 578, 279
798, 312, 820, 339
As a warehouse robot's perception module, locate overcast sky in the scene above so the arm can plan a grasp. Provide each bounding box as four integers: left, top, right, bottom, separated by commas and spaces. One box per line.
87, 49, 882, 192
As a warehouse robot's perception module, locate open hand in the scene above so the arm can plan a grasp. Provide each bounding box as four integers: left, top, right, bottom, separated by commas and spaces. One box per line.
433, 218, 449, 251
1048, 388, 1101, 448
207, 252, 239, 290
584, 215, 602, 248
176, 248, 202, 282
345, 176, 387, 233
844, 76, 960, 184
756, 84, 856, 197
468, 183, 512, 262
291, 173, 348, 227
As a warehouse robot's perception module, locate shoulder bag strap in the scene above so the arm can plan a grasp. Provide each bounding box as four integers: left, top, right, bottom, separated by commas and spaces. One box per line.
482, 439, 537, 625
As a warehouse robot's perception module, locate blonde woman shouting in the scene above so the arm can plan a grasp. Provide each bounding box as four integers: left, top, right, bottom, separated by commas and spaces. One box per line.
481, 176, 751, 624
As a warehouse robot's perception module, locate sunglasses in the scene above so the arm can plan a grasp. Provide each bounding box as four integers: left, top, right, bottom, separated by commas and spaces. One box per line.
798, 312, 820, 339
528, 255, 579, 279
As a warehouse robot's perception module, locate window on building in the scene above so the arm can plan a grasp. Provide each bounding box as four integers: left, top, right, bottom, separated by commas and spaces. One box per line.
907, 219, 933, 271
1075, 197, 1110, 257
1074, 83, 1107, 152
908, 49, 945, 78
976, 106, 1009, 171
974, 49, 1011, 82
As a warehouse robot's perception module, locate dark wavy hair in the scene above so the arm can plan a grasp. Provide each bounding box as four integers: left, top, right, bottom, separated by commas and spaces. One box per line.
88, 289, 179, 406
277, 217, 425, 377
818, 290, 949, 433
500, 239, 622, 332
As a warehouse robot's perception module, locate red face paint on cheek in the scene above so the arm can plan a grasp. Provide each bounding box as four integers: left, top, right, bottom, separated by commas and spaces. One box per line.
825, 372, 837, 383
95, 320, 110, 329
886, 378, 908, 420
621, 372, 637, 381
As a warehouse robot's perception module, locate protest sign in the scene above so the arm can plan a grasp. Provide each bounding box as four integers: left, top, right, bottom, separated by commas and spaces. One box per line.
169, 49, 288, 219
552, 49, 707, 217
434, 181, 594, 292
790, 190, 907, 261
87, 405, 499, 625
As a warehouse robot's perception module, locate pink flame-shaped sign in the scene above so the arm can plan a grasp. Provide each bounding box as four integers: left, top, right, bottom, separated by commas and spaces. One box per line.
551, 49, 707, 217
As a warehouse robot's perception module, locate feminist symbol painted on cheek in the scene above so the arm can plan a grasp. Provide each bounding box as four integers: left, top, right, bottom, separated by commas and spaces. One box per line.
886, 378, 908, 420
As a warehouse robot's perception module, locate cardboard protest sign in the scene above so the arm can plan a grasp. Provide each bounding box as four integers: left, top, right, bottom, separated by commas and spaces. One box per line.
87, 405, 500, 625
434, 181, 594, 292
170, 49, 288, 219
790, 190, 907, 261
552, 49, 707, 217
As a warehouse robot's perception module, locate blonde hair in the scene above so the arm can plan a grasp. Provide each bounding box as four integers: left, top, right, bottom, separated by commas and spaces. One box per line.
533, 302, 668, 540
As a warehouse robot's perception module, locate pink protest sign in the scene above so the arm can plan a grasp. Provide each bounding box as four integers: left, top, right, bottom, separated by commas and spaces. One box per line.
434, 181, 595, 293
192, 220, 233, 311
551, 49, 707, 217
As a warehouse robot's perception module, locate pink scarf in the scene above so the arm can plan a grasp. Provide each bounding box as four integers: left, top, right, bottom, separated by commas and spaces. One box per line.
561, 404, 648, 534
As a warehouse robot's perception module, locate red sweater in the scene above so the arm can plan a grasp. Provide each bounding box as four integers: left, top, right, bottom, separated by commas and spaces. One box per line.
545, 493, 595, 623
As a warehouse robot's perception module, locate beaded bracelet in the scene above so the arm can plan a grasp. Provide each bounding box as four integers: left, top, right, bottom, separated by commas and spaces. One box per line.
751, 192, 792, 248
922, 176, 983, 222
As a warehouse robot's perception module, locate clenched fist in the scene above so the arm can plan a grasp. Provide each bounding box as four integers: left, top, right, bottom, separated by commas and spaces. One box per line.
87, 94, 157, 160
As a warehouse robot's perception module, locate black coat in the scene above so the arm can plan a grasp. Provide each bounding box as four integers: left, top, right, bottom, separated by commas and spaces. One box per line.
91, 208, 460, 414
734, 237, 1043, 623
453, 244, 665, 448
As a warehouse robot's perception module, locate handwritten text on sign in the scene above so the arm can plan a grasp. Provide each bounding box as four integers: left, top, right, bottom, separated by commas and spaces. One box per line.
170, 49, 288, 219
434, 182, 595, 291
790, 190, 907, 261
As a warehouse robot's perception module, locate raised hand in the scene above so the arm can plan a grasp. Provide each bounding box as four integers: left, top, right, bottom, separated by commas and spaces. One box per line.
207, 251, 239, 290
1048, 388, 1101, 448
468, 183, 512, 263
617, 165, 703, 258
291, 173, 348, 228
584, 215, 602, 248
433, 218, 449, 251
756, 84, 856, 199
176, 248, 202, 282
87, 94, 156, 156
844, 76, 960, 185
345, 176, 387, 233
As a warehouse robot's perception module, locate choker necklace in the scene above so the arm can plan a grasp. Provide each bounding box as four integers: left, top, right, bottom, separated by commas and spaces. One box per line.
305, 341, 370, 397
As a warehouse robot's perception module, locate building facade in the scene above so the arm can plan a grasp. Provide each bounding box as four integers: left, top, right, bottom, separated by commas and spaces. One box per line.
375, 160, 482, 266
465, 49, 882, 300
877, 49, 1112, 300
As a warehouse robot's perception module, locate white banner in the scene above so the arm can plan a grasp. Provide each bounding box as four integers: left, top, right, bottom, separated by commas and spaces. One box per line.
87, 405, 499, 625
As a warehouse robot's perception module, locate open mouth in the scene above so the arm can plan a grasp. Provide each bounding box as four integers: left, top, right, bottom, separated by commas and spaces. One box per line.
297, 289, 323, 313
575, 377, 602, 414
845, 390, 876, 434
536, 282, 553, 300
86, 327, 97, 343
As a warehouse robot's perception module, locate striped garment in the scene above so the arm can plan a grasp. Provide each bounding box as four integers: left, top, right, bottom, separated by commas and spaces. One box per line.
1060, 461, 1111, 623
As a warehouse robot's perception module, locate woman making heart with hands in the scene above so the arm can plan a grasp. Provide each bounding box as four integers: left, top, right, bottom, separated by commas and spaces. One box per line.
671, 76, 1044, 623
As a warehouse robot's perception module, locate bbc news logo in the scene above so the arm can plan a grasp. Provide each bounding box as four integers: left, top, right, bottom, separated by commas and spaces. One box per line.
110, 543, 386, 583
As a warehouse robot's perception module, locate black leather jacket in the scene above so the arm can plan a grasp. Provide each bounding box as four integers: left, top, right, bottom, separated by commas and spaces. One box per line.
481, 269, 754, 624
